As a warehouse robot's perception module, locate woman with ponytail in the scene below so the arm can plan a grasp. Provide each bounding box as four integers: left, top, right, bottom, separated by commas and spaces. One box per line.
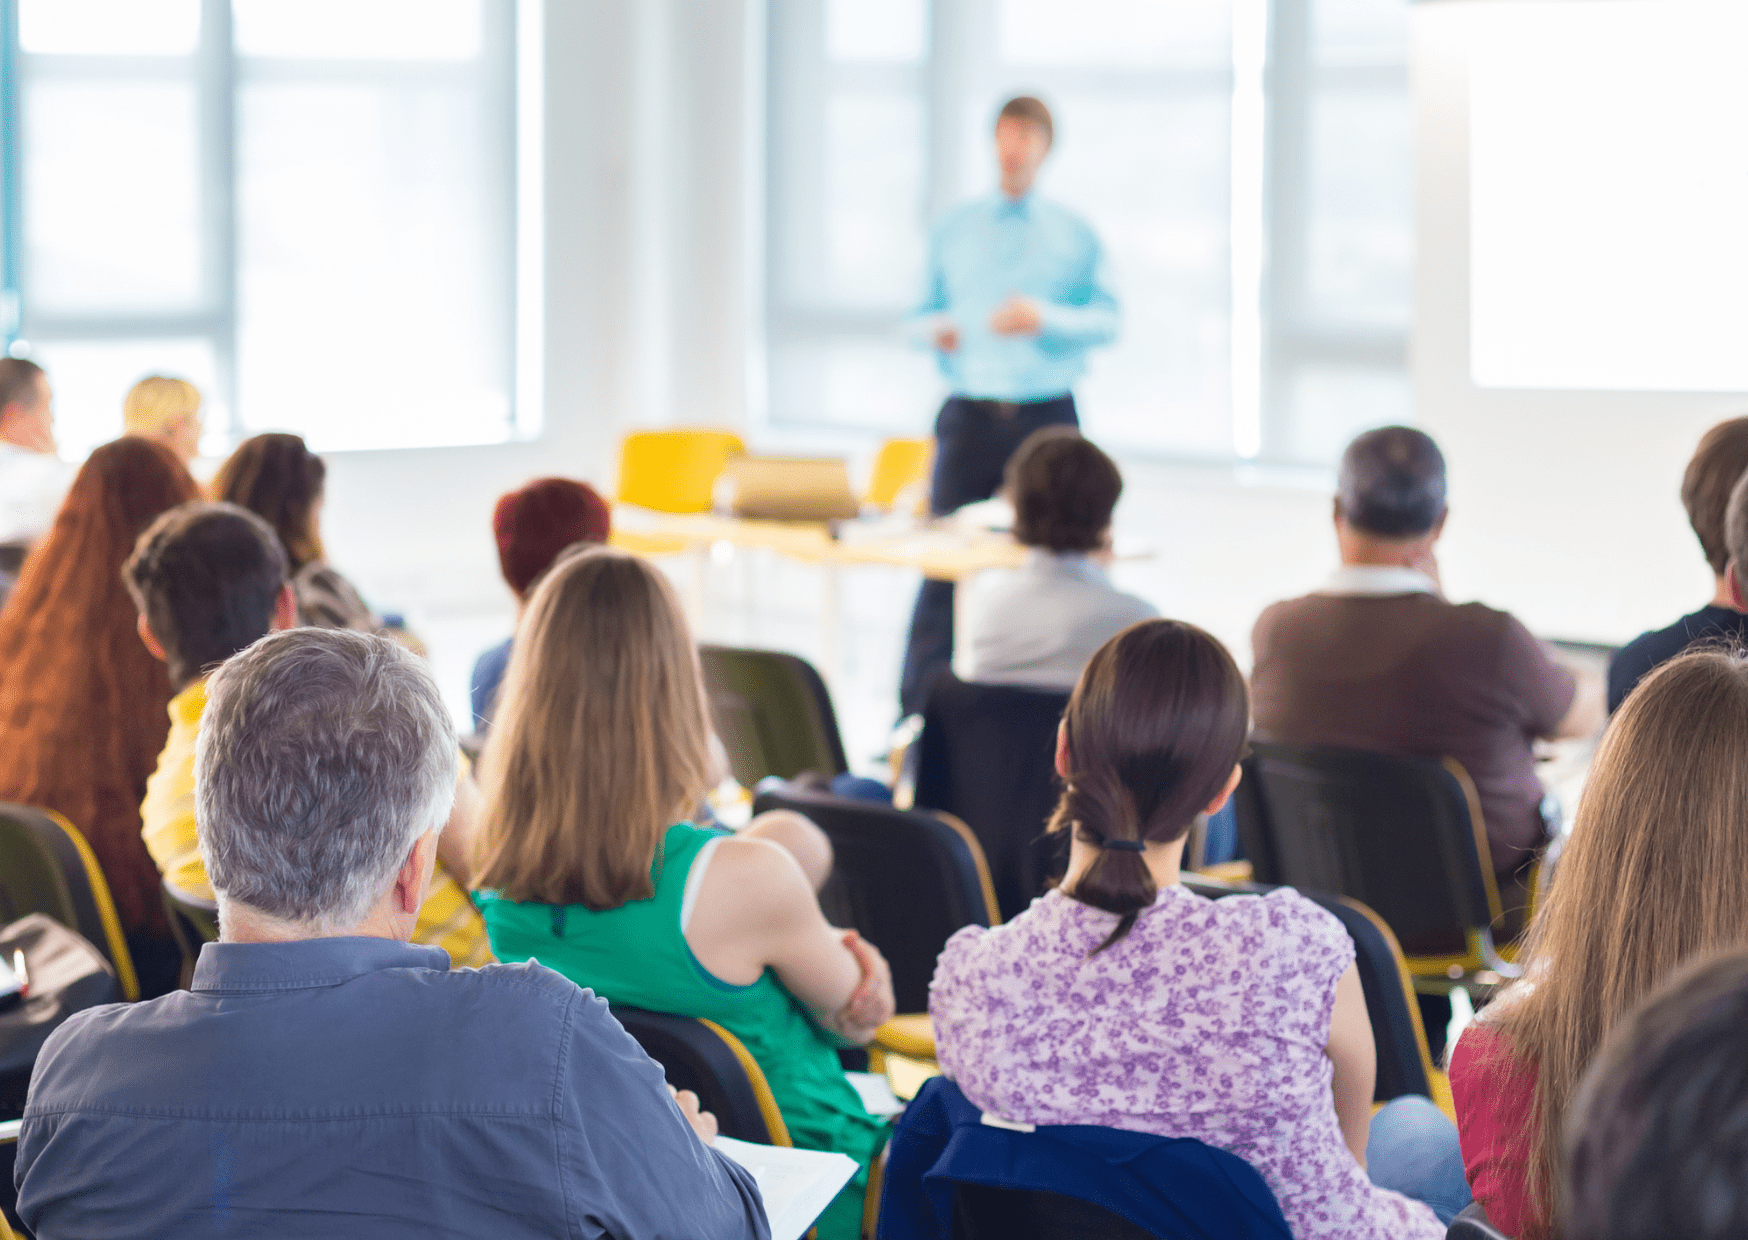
929, 619, 1461, 1239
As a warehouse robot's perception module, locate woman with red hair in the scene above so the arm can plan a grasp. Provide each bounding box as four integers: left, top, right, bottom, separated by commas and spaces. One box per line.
0, 437, 201, 996
469, 477, 611, 732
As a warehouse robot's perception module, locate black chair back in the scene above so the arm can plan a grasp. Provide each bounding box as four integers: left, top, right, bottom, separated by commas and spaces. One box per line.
953, 1185, 1160, 1239
1182, 877, 1435, 1102
0, 803, 139, 1000
753, 786, 997, 1014
1446, 1202, 1511, 1239
162, 881, 220, 989
913, 670, 1070, 921
610, 1005, 790, 1145
1235, 741, 1500, 958
700, 645, 849, 786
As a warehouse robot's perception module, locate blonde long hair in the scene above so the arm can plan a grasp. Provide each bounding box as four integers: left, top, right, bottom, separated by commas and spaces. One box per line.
473, 547, 714, 908
1487, 649, 1748, 1233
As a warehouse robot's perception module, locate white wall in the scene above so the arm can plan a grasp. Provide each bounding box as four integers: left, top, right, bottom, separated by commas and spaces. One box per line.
1411, 2, 1745, 645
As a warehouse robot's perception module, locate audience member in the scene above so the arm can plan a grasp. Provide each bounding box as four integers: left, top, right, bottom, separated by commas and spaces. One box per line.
122, 375, 204, 465
471, 476, 611, 731
1250, 426, 1602, 934
0, 358, 74, 559
960, 426, 1155, 690
1563, 947, 1748, 1240
1607, 417, 1748, 711
1447, 649, 1748, 1240
0, 438, 200, 995
475, 547, 894, 1240
125, 501, 492, 967
930, 619, 1462, 1239
211, 432, 382, 631
15, 628, 767, 1238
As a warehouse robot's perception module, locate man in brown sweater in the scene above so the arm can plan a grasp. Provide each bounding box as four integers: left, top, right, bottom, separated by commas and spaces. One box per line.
1250, 427, 1603, 918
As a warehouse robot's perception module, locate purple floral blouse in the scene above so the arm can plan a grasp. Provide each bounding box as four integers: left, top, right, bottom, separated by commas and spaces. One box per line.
929, 885, 1443, 1240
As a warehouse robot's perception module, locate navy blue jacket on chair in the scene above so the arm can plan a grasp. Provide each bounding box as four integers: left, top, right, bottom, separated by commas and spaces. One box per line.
877, 1075, 1291, 1240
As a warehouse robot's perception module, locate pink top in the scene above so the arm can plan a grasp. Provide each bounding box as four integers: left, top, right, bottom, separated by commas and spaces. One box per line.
1448, 1022, 1544, 1240
929, 885, 1443, 1240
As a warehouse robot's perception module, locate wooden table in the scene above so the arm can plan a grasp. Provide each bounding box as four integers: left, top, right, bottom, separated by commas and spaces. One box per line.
610, 508, 1029, 683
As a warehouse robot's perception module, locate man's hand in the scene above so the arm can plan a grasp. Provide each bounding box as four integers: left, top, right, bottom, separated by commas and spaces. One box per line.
989, 295, 1042, 336
671, 1085, 719, 1145
833, 930, 896, 1044
933, 322, 961, 354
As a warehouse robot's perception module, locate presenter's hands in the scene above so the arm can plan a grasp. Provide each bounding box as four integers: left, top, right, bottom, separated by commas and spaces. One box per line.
670, 1085, 719, 1146
989, 295, 1043, 336
933, 322, 961, 353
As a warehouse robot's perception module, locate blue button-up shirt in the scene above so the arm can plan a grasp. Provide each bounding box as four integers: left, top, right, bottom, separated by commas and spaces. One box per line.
910, 192, 1118, 402
16, 937, 769, 1240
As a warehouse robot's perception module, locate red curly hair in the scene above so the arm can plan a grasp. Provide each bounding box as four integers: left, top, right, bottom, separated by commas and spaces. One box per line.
0, 437, 201, 934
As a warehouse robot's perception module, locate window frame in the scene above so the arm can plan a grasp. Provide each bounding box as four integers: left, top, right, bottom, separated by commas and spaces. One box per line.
0, 0, 522, 451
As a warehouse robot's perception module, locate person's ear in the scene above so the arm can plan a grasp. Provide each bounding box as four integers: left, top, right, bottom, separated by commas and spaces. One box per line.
136, 613, 169, 663
394, 829, 440, 918
1331, 497, 1344, 531
1202, 763, 1243, 817
1431, 507, 1449, 541
1054, 719, 1071, 780
1730, 561, 1746, 611
271, 582, 297, 631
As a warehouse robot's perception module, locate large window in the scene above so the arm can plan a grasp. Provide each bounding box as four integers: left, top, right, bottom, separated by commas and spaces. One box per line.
3, 0, 518, 458
765, 0, 1412, 465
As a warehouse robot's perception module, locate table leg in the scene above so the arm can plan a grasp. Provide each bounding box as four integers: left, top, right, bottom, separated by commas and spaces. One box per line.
821, 560, 841, 691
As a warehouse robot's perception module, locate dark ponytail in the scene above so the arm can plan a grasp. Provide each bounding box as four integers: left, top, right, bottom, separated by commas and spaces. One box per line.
1049, 619, 1250, 953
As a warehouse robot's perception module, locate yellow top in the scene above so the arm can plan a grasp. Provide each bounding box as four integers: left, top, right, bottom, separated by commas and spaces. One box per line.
141, 680, 494, 968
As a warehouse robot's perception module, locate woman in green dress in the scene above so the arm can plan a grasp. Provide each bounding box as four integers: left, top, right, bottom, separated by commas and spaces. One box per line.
473, 546, 895, 1240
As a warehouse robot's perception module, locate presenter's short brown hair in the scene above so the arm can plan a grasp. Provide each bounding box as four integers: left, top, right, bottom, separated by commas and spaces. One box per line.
1682, 417, 1748, 575
1007, 427, 1121, 553
997, 95, 1054, 146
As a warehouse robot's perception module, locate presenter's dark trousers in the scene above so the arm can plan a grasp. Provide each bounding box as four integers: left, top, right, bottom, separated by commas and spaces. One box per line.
898, 393, 1079, 716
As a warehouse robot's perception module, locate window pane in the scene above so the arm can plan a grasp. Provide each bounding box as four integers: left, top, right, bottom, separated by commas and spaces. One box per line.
1276, 365, 1409, 463
26, 337, 221, 461
1312, 0, 1409, 66
999, 0, 1230, 68
1305, 89, 1411, 330
23, 80, 204, 314
236, 80, 511, 451
822, 92, 926, 306
827, 0, 926, 64
19, 0, 200, 56
768, 337, 944, 432
1022, 92, 1233, 456
234, 0, 482, 60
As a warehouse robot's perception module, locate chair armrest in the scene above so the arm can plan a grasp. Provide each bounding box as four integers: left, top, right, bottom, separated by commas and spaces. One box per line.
873, 1013, 936, 1059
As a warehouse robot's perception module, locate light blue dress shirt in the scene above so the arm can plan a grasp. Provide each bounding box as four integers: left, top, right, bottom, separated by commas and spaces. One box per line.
911, 192, 1118, 402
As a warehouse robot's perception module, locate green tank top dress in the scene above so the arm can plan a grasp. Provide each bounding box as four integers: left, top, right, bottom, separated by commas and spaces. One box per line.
478, 822, 887, 1240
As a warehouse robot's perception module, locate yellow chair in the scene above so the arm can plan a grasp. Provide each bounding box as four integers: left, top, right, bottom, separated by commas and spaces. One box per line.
864, 438, 933, 511
615, 429, 745, 514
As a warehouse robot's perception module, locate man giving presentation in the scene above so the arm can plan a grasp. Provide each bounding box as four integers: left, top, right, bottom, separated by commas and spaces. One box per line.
899, 94, 1119, 714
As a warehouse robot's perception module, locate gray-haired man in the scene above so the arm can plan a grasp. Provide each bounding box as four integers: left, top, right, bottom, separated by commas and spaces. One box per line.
15, 629, 769, 1239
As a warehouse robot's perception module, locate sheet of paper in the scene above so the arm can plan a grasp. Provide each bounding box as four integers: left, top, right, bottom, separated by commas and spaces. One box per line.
844, 1070, 904, 1117
714, 1136, 859, 1240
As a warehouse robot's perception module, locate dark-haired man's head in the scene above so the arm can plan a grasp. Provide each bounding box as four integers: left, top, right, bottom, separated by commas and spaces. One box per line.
1564, 946, 1748, 1240
124, 501, 293, 690
492, 477, 612, 603
1006, 427, 1122, 556
1334, 426, 1448, 566
1686, 418, 1748, 603
0, 358, 53, 455
995, 95, 1053, 197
